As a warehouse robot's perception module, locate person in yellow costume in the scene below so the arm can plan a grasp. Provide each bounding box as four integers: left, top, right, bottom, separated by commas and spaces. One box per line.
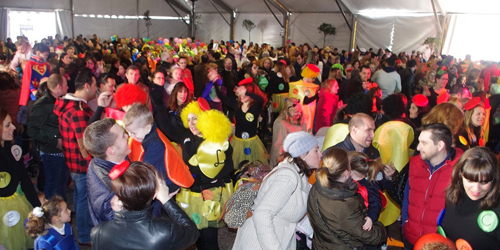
159, 98, 234, 250
288, 63, 320, 133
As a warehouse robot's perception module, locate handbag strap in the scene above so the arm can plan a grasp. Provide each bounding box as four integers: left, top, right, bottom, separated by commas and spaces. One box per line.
313, 190, 361, 250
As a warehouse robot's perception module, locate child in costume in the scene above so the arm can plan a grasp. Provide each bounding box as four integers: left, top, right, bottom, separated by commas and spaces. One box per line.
19, 43, 51, 106
26, 196, 79, 250
153, 96, 234, 250
123, 104, 194, 192
214, 77, 269, 168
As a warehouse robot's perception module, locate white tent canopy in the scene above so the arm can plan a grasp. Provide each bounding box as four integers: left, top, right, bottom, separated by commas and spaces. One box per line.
1, 0, 499, 60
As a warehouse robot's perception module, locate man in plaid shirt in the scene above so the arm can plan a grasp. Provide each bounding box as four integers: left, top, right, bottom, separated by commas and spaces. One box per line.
54, 68, 97, 246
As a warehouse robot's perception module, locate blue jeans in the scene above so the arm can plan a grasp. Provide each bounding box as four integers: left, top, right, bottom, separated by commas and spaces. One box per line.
41, 152, 68, 200
70, 172, 92, 243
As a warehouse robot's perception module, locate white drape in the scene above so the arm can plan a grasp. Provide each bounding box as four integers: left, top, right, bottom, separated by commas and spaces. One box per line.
55, 10, 72, 38
0, 8, 8, 41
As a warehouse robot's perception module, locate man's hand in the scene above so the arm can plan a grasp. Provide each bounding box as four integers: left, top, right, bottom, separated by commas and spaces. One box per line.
384, 161, 397, 179
56, 138, 63, 150
97, 91, 113, 108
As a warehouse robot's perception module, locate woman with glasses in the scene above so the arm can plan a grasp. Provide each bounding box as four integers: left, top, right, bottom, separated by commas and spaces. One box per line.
270, 98, 307, 167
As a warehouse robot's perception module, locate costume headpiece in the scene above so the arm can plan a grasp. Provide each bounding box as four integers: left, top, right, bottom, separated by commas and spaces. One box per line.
412, 94, 429, 107
301, 64, 320, 79
114, 84, 148, 109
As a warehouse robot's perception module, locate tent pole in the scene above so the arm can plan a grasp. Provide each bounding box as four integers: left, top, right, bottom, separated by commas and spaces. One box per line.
430, 0, 443, 35
137, 0, 140, 39
230, 14, 235, 42
349, 15, 357, 52
282, 13, 289, 47
439, 14, 451, 55
335, 0, 351, 31
70, 0, 74, 38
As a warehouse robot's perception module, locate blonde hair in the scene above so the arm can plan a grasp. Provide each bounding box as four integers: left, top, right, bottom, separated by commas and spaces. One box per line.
348, 151, 384, 183
123, 104, 154, 127
422, 103, 464, 136
317, 147, 349, 187
462, 104, 486, 145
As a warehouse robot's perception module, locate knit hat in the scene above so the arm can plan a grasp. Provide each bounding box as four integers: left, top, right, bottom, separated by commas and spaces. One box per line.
283, 131, 318, 158
301, 64, 320, 79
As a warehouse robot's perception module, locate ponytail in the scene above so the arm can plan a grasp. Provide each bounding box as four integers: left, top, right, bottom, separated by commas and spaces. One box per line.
318, 148, 349, 187
26, 196, 64, 238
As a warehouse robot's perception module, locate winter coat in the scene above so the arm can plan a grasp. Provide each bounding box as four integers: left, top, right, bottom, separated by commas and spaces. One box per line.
307, 179, 387, 250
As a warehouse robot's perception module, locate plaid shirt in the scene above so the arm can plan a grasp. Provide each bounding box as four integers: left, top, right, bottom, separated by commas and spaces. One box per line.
54, 95, 93, 173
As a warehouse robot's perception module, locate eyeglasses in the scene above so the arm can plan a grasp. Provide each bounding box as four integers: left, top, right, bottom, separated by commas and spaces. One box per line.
154, 77, 165, 80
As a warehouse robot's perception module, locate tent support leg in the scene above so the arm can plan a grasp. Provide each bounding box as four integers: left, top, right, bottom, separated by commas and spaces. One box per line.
349, 15, 357, 52
335, 0, 352, 31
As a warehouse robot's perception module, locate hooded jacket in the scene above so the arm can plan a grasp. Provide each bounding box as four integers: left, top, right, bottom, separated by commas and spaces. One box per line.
307, 178, 387, 250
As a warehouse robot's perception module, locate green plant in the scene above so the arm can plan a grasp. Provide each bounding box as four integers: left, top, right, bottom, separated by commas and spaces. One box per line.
422, 37, 441, 56
243, 19, 256, 42
318, 23, 336, 47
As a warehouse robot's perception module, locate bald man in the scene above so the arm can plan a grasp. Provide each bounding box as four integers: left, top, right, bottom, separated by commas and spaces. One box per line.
328, 113, 380, 159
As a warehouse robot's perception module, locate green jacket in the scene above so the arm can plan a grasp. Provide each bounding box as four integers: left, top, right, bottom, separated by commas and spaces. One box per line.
307, 179, 387, 250
28, 91, 62, 153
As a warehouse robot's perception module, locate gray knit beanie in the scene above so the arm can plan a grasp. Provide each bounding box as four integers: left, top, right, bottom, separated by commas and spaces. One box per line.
283, 131, 318, 158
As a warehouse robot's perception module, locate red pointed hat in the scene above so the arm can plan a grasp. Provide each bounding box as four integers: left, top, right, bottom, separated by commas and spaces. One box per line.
412, 94, 429, 107
238, 77, 254, 86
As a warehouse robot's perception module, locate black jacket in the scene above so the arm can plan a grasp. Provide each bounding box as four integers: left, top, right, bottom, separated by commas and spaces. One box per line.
329, 134, 381, 160
27, 91, 62, 153
91, 199, 199, 250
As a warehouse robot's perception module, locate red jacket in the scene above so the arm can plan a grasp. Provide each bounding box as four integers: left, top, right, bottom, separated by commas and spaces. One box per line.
314, 89, 339, 133
403, 148, 463, 244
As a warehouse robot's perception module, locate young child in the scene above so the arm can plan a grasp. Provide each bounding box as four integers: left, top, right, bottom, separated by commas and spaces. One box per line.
123, 104, 194, 192
348, 151, 386, 232
19, 43, 51, 106
26, 196, 79, 250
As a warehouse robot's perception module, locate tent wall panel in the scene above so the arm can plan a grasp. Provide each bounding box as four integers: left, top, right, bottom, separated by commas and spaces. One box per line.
138, 19, 188, 40
55, 10, 72, 38
73, 0, 137, 15
74, 17, 138, 39
391, 16, 438, 54
0, 0, 70, 10
355, 15, 394, 52
138, 0, 186, 17
233, 13, 283, 47
196, 13, 231, 43
289, 13, 351, 50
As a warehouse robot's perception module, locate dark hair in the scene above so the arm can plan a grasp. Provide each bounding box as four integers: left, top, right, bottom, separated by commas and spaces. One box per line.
126, 65, 140, 74
168, 81, 191, 112
32, 43, 49, 54
201, 54, 209, 63
278, 152, 314, 177
0, 108, 9, 139
317, 147, 349, 187
83, 118, 117, 159
446, 147, 500, 209
26, 196, 65, 238
111, 162, 158, 211
0, 72, 20, 91
421, 123, 453, 152
74, 68, 95, 91
382, 94, 406, 119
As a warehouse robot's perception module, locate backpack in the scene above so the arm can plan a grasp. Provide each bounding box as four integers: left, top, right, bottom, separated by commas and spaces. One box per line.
220, 161, 272, 229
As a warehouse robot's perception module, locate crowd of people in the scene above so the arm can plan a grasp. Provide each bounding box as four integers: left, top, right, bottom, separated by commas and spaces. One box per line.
0, 33, 499, 250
